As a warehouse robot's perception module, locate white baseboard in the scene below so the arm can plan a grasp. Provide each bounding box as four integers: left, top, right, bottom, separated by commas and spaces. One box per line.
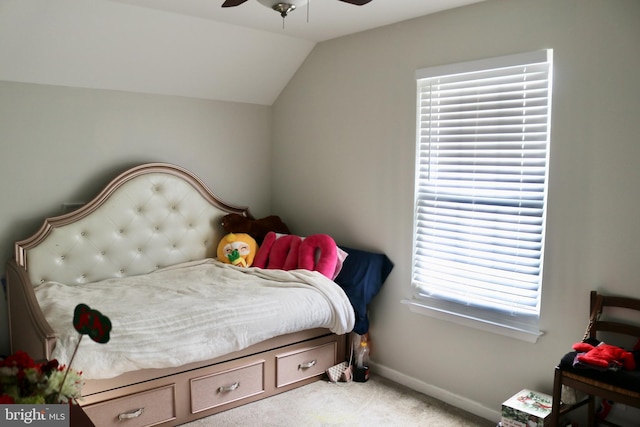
372, 362, 501, 423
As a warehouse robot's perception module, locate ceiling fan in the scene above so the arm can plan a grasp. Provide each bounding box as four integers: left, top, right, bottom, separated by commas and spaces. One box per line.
222, 0, 373, 19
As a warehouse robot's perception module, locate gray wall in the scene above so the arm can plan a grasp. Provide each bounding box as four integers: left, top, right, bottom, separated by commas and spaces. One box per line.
272, 0, 640, 420
0, 81, 272, 353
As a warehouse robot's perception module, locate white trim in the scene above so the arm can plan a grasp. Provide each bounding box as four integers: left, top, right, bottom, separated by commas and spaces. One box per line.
372, 362, 500, 423
402, 299, 544, 343
416, 49, 552, 79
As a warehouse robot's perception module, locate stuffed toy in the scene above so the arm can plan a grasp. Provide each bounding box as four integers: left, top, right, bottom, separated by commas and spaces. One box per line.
221, 213, 290, 245
216, 233, 257, 267
573, 341, 636, 371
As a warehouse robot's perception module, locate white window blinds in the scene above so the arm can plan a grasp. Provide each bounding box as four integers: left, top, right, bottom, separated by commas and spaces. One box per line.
409, 50, 553, 340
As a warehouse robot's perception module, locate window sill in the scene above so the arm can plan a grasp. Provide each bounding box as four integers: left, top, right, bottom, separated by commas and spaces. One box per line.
401, 299, 544, 344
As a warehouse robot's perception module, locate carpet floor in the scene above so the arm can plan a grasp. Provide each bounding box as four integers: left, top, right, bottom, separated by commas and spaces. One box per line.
181, 375, 495, 426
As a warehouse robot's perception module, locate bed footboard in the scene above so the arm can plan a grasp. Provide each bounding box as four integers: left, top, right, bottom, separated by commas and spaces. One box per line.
5, 259, 56, 360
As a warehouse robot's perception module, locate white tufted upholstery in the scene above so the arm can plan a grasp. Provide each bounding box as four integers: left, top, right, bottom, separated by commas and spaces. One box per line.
17, 164, 249, 287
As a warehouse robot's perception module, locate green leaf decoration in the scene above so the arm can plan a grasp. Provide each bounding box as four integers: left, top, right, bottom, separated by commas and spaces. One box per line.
227, 248, 240, 263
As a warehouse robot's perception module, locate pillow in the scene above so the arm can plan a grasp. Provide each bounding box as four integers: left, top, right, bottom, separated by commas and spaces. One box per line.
253, 232, 345, 279
298, 234, 339, 279
334, 246, 393, 335
253, 232, 302, 270
279, 233, 348, 279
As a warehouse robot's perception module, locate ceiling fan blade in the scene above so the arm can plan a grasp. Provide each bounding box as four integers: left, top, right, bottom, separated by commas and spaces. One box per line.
221, 0, 249, 7
338, 0, 373, 5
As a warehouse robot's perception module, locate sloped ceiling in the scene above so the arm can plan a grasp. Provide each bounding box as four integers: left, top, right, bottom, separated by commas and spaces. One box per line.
0, 0, 483, 105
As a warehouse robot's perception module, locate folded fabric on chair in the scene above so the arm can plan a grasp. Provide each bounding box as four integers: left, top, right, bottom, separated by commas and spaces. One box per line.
572, 340, 636, 371
559, 347, 640, 390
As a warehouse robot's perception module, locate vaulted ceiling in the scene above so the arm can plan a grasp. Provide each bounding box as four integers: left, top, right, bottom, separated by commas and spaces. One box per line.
0, 0, 483, 105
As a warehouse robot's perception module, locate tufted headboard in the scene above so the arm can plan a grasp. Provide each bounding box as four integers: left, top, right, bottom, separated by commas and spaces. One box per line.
15, 163, 251, 288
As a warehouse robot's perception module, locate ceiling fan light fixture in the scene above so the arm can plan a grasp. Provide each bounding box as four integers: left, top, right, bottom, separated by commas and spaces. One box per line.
274, 3, 295, 18
256, 0, 307, 18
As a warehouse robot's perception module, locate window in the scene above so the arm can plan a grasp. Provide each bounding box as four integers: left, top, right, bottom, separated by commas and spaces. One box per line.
405, 50, 553, 343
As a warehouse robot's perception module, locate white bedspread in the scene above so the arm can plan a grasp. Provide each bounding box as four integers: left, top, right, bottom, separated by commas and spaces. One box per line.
34, 259, 355, 380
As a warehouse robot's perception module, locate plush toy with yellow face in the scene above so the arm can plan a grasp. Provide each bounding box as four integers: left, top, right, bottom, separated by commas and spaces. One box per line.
217, 233, 257, 267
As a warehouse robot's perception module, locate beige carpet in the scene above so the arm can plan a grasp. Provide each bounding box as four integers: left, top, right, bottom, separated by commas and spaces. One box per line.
181, 375, 495, 426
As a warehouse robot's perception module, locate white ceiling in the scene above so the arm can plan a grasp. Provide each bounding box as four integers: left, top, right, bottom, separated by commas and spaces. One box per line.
110, 0, 484, 43
0, 0, 483, 105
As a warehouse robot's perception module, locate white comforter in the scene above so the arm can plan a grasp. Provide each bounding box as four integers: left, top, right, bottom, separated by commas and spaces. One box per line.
34, 259, 355, 379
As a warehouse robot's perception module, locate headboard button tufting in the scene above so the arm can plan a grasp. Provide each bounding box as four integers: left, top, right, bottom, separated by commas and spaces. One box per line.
19, 165, 250, 287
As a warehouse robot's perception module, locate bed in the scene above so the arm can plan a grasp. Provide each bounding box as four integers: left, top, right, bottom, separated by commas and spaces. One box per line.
5, 163, 357, 426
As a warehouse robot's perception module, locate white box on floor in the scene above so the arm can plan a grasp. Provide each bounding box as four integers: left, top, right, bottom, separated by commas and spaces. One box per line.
501, 389, 553, 427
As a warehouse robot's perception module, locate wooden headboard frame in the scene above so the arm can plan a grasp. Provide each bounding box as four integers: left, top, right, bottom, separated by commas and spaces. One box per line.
6, 162, 251, 358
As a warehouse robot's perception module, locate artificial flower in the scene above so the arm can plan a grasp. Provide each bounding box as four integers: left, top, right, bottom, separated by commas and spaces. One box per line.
0, 351, 82, 404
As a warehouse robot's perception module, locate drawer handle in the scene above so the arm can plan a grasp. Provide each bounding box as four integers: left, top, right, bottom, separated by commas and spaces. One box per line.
299, 359, 317, 370
218, 382, 240, 393
118, 408, 144, 420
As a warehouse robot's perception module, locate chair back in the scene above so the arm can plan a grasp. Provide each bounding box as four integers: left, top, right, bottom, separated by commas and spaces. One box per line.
586, 290, 640, 347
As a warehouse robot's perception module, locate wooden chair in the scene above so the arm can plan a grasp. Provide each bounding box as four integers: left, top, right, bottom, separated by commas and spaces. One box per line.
550, 290, 640, 427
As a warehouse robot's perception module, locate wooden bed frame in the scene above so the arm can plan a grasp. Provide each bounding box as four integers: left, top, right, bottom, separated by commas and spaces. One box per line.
5, 163, 347, 426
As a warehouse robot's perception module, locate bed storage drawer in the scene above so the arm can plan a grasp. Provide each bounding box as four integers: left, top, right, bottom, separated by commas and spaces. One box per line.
83, 384, 176, 427
276, 341, 336, 387
190, 360, 265, 413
